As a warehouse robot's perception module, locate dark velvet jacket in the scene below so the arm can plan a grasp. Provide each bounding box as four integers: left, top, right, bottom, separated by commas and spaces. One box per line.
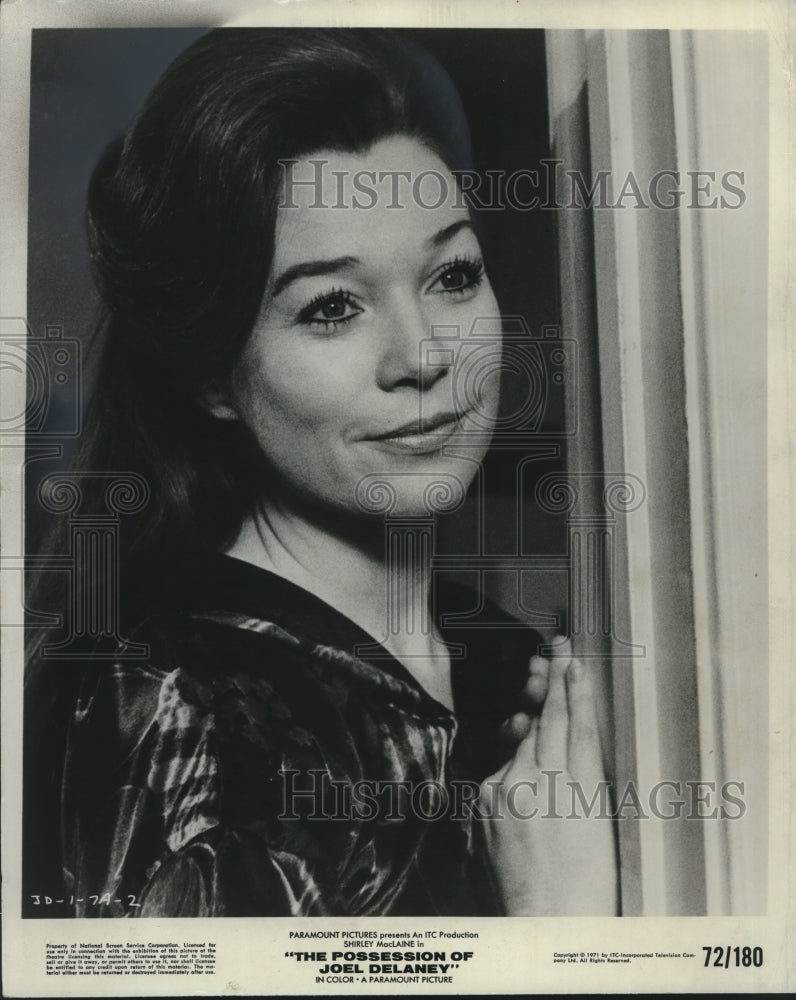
25, 554, 541, 917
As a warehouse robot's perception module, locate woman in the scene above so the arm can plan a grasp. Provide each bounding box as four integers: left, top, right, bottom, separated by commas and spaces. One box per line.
24, 27, 617, 917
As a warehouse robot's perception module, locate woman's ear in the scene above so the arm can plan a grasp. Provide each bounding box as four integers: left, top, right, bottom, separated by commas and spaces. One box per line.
200, 383, 240, 422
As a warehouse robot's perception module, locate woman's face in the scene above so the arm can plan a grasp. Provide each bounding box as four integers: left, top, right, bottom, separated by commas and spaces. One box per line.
220, 135, 502, 519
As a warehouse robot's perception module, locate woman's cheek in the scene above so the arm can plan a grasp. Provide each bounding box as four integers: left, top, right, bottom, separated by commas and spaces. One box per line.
239, 355, 356, 453
456, 299, 503, 418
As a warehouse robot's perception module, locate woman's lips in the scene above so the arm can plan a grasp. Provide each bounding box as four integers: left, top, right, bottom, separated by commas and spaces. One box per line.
364, 410, 468, 455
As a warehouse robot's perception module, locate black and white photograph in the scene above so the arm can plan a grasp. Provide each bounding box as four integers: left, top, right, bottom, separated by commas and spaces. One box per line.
1, 0, 792, 994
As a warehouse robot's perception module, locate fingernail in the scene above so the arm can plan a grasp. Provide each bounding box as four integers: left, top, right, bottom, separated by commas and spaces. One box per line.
570, 660, 584, 681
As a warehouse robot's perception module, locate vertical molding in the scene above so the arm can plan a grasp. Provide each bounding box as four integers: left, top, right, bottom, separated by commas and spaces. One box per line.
670, 29, 769, 916
536, 24, 768, 918
550, 28, 712, 915
544, 29, 615, 771
585, 29, 669, 917
669, 29, 730, 917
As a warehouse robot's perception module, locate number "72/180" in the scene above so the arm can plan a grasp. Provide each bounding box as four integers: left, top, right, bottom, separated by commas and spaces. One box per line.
702, 946, 763, 968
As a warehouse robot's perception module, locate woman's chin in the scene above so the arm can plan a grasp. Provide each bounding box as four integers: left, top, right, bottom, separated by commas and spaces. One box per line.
349, 450, 483, 520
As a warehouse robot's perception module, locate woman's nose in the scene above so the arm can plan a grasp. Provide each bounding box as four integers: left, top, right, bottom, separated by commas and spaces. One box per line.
375, 295, 449, 393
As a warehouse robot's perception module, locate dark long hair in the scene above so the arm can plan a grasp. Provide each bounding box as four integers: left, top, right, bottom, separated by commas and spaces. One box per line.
23, 27, 474, 910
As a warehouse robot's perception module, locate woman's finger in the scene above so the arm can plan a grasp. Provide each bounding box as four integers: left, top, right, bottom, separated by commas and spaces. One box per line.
500, 710, 534, 751
565, 658, 605, 783
534, 636, 571, 769
508, 714, 539, 773
521, 655, 550, 711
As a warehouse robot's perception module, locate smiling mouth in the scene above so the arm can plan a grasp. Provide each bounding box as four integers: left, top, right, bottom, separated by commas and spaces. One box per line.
366, 410, 469, 454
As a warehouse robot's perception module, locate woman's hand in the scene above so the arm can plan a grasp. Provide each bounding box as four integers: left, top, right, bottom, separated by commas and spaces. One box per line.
478, 638, 619, 916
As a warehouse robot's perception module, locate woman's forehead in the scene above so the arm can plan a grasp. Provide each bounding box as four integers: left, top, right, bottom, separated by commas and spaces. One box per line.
274, 135, 474, 268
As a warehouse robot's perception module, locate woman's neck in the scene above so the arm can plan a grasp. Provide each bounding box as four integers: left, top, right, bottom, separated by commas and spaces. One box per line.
224, 500, 453, 709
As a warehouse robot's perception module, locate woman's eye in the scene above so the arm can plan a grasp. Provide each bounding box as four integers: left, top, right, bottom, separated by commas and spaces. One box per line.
298, 289, 362, 330
429, 256, 485, 297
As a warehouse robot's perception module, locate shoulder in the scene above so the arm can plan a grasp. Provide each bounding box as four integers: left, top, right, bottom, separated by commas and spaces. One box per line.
68, 610, 312, 766
66, 610, 326, 848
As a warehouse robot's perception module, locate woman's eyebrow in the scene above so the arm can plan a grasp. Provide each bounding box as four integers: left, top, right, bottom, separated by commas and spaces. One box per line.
428, 219, 474, 248
272, 255, 359, 297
